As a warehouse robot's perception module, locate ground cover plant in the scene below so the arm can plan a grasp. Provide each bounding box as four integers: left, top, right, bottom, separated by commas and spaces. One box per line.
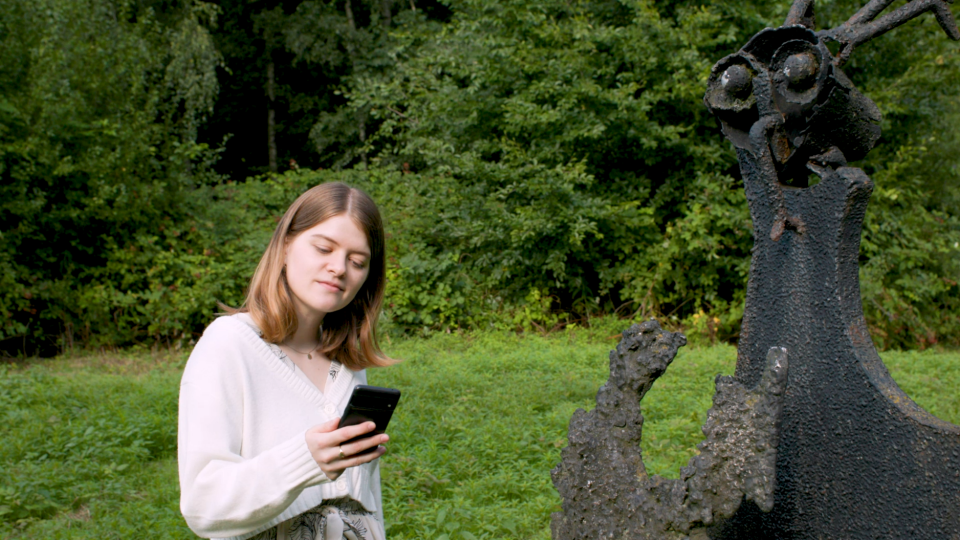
1, 327, 957, 539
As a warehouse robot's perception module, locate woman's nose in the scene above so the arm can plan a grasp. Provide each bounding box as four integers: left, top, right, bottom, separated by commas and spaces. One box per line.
326, 256, 346, 276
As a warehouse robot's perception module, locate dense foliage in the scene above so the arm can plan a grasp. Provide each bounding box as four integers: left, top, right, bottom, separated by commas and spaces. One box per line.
340, 0, 960, 346
2, 0, 958, 353
0, 0, 222, 353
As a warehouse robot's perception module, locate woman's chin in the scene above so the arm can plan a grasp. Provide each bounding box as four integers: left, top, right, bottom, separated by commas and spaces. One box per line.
308, 300, 349, 317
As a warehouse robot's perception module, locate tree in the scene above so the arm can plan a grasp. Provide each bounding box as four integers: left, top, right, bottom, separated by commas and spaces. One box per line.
199, 0, 450, 177
0, 0, 222, 353
336, 0, 960, 345
198, 0, 323, 177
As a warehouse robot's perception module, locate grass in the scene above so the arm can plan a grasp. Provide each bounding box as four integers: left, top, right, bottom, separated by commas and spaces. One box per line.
1, 327, 957, 539
0, 351, 190, 538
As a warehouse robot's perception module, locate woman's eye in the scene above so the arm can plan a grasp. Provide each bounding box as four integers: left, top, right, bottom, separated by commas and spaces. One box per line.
315, 246, 331, 254
351, 260, 367, 269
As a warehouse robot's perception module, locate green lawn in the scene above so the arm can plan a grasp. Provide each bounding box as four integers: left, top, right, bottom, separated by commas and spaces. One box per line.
2, 327, 957, 539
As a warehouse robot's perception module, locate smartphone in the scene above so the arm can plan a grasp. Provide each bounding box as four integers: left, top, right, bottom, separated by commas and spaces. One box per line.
339, 385, 401, 455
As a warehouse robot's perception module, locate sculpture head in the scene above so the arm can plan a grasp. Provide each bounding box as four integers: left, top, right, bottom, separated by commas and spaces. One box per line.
704, 0, 959, 187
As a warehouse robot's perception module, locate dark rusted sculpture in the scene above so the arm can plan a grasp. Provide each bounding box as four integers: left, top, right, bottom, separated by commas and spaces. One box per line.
553, 1, 960, 538
552, 321, 788, 539
702, 1, 960, 537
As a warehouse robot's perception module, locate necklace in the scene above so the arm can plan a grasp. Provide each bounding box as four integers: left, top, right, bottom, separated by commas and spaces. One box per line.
284, 341, 321, 359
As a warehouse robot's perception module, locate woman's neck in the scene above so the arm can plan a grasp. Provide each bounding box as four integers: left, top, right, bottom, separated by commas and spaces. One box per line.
287, 301, 324, 349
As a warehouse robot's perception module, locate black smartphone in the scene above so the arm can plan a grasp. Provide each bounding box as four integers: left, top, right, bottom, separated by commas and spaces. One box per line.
339, 385, 401, 455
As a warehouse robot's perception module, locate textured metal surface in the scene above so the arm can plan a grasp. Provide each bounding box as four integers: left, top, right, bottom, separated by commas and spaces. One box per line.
552, 2, 959, 538
551, 320, 789, 539
700, 1, 960, 537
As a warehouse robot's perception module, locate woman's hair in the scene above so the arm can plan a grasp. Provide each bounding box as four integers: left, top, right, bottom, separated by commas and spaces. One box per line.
224, 182, 392, 370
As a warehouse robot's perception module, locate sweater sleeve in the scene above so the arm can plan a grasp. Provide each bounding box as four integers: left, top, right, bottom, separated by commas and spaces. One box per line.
178, 318, 331, 538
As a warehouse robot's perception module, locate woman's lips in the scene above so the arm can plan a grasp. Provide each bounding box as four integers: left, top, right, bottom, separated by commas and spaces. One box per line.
317, 280, 343, 292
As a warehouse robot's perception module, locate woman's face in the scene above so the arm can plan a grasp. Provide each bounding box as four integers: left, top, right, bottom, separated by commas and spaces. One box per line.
284, 213, 371, 320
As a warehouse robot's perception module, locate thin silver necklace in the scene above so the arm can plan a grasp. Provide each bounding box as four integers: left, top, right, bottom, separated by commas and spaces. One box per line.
286, 343, 320, 360
283, 328, 322, 359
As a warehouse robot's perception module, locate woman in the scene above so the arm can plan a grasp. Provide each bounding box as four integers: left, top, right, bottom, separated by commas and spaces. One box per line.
178, 182, 395, 540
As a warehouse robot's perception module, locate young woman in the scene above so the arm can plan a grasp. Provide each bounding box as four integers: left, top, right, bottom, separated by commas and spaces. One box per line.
178, 182, 395, 540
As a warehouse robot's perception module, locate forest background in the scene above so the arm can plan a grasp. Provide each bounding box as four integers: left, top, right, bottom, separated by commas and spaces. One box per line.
2, 0, 959, 356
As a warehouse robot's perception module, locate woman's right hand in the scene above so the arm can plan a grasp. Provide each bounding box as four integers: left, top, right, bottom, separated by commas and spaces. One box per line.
305, 418, 388, 481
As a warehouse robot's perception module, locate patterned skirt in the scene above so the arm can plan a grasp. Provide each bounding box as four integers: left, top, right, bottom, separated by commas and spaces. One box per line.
248, 498, 385, 540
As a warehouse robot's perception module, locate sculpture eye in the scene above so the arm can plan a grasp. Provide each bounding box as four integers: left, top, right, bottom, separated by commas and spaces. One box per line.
771, 40, 825, 105
705, 57, 757, 110
721, 64, 753, 99
782, 52, 819, 90
704, 55, 760, 149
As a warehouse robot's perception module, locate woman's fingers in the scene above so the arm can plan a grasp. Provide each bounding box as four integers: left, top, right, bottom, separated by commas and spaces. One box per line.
336, 444, 387, 469
339, 433, 389, 457
306, 419, 389, 476
306, 420, 388, 478
320, 444, 386, 481
331, 421, 378, 444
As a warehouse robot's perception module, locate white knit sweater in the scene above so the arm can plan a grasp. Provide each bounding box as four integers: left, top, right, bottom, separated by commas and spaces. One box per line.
178, 313, 384, 540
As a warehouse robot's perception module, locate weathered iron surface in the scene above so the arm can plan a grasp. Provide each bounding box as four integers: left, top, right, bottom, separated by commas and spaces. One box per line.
552, 1, 960, 538
701, 1, 960, 537
551, 320, 788, 539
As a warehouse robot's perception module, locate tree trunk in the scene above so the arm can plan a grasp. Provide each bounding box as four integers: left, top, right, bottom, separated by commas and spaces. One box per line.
344, 0, 356, 33
343, 0, 368, 166
267, 61, 277, 173
381, 0, 392, 30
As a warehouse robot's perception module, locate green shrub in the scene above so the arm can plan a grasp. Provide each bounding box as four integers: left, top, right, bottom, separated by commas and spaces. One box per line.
859, 142, 960, 349
0, 0, 222, 350
342, 0, 960, 344
2, 0, 958, 351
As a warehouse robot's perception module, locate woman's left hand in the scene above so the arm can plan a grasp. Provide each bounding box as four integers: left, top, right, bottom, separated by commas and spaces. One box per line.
305, 418, 388, 481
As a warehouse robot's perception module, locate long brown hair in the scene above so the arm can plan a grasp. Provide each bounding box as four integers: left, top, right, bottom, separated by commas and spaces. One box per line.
224, 182, 392, 370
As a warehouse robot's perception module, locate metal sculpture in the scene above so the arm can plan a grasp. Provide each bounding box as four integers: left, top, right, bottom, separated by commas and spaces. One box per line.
553, 1, 960, 538
552, 321, 788, 539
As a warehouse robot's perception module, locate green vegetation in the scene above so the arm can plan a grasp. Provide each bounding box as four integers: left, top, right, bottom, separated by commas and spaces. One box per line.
2, 0, 955, 535
2, 0, 959, 354
0, 353, 187, 535
2, 330, 957, 538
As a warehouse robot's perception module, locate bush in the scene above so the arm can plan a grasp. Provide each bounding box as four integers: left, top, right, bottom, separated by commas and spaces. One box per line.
342, 0, 960, 345
0, 0, 222, 353
2, 0, 958, 351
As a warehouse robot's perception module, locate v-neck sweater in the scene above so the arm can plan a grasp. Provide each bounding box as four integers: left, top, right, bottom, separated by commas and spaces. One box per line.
178, 314, 383, 540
